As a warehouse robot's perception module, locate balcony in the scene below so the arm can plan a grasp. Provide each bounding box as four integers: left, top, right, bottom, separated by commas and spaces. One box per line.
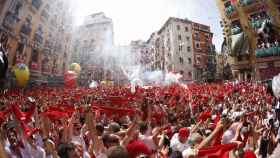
32, 0, 43, 10
240, 0, 263, 13
250, 17, 271, 30
20, 24, 32, 36
193, 36, 201, 41
34, 33, 43, 44
239, 0, 255, 6
2, 12, 20, 30
250, 19, 263, 29
225, 5, 238, 19
256, 46, 280, 58
231, 26, 242, 35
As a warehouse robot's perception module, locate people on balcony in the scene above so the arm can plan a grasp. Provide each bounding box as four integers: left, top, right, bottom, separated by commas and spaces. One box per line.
239, 0, 254, 6
250, 15, 271, 30
225, 5, 235, 16
256, 40, 280, 57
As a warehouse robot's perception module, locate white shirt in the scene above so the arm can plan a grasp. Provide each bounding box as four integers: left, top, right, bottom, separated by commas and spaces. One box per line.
170, 133, 190, 152
95, 152, 107, 158
139, 134, 157, 151
71, 135, 86, 150
28, 145, 46, 158
182, 147, 201, 158
4, 139, 33, 158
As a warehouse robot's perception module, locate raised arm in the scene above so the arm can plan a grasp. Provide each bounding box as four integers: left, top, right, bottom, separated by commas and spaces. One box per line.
197, 120, 225, 149
120, 113, 139, 147
85, 106, 105, 154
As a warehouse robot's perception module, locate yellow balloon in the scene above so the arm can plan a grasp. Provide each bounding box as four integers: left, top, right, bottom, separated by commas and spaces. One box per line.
13, 64, 30, 87
70, 63, 81, 74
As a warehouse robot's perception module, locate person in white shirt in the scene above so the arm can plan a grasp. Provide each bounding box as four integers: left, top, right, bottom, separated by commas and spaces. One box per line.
138, 122, 157, 152
170, 127, 190, 152
4, 123, 33, 158
26, 134, 46, 158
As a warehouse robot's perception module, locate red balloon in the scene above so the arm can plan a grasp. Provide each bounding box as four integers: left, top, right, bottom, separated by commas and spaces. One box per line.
64, 71, 77, 88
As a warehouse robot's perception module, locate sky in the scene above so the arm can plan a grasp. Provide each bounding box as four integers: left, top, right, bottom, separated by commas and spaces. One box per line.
70, 0, 223, 52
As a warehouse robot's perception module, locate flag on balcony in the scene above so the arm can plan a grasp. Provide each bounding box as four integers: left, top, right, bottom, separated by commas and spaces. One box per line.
230, 0, 237, 5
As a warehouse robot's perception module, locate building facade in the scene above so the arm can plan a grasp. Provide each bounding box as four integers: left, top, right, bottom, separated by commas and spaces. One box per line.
191, 22, 215, 81
71, 12, 114, 85
0, 0, 73, 86
130, 40, 153, 71
216, 0, 280, 81
147, 17, 214, 82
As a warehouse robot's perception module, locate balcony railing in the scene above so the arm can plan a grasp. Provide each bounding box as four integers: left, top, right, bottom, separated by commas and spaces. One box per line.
34, 33, 43, 44
32, 0, 43, 10
3, 12, 20, 30
251, 20, 262, 29
239, 0, 255, 6
225, 4, 235, 16
231, 26, 242, 35
250, 18, 270, 29
256, 46, 280, 58
20, 24, 32, 36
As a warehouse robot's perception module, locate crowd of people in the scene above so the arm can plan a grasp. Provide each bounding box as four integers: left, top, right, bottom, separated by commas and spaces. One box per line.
0, 81, 279, 158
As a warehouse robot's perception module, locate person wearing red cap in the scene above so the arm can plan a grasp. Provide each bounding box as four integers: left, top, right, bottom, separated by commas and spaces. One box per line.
170, 127, 190, 152
126, 140, 152, 158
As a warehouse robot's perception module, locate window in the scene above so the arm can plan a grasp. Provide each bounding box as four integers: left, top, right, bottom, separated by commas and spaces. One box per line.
196, 43, 200, 49
13, 42, 25, 65
178, 35, 182, 40
237, 56, 242, 61
197, 57, 201, 64
186, 36, 190, 41
179, 57, 184, 64
188, 72, 192, 77
179, 45, 183, 51
188, 58, 192, 64
177, 25, 180, 30
31, 49, 39, 63
20, 15, 32, 35
187, 46, 191, 52
180, 70, 184, 75
62, 62, 66, 71
185, 27, 189, 32
194, 32, 199, 40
